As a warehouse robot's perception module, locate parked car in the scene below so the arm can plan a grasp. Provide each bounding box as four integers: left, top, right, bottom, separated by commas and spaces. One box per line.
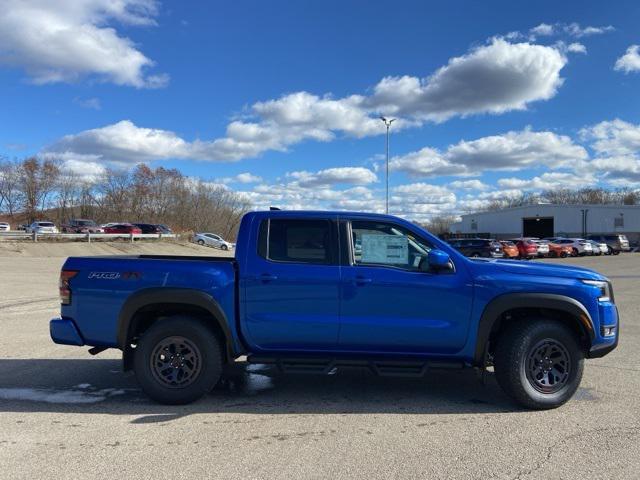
499, 240, 519, 258
17, 224, 28, 231
193, 233, 235, 250
447, 238, 503, 258
586, 234, 630, 254
103, 223, 142, 234
50, 209, 619, 409
549, 238, 593, 257
62, 219, 104, 233
546, 241, 573, 258
531, 239, 549, 257
26, 221, 58, 234
510, 239, 538, 259
155, 224, 173, 234
0, 222, 10, 232
586, 240, 605, 256
133, 223, 162, 234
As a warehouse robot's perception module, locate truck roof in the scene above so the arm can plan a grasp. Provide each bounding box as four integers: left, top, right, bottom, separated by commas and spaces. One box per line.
247, 209, 402, 220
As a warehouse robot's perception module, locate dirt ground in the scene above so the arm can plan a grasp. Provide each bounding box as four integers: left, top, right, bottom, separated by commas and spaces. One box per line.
0, 239, 232, 257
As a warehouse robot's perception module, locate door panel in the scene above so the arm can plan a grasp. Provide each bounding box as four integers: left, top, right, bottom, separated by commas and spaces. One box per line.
242, 218, 340, 351
340, 266, 473, 353
339, 219, 473, 354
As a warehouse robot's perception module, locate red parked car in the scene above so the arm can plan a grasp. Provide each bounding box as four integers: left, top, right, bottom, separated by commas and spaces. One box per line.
510, 238, 538, 259
103, 223, 142, 234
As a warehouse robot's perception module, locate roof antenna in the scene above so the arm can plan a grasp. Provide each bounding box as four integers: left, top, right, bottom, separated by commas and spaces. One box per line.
270, 207, 281, 211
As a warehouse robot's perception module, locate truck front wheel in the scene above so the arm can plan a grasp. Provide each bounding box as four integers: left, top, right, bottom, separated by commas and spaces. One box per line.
494, 319, 584, 409
133, 316, 222, 405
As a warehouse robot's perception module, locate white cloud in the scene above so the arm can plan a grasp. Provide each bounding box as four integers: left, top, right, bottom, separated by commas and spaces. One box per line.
614, 45, 640, 73
390, 129, 587, 177
392, 183, 456, 205
497, 172, 595, 190
580, 119, 640, 156
530, 23, 555, 37
389, 147, 469, 178
45, 38, 571, 167
450, 179, 489, 190
589, 156, 640, 184
366, 39, 566, 122
287, 167, 377, 187
566, 42, 587, 54
219, 172, 263, 184
527, 22, 614, 41
45, 120, 191, 166
0, 0, 167, 88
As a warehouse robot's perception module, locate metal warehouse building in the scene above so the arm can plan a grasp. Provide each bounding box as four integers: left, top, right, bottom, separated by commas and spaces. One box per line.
450, 204, 640, 243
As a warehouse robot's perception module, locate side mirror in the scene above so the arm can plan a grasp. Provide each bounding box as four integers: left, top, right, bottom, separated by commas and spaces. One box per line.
421, 249, 452, 272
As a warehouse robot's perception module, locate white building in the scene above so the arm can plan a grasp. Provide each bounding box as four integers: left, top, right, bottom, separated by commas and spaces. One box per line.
450, 204, 640, 242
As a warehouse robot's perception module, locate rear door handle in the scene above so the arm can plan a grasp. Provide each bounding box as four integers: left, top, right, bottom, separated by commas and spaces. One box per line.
354, 276, 372, 286
260, 273, 278, 283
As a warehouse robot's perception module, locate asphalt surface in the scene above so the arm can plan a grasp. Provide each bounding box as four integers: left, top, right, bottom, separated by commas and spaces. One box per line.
0, 252, 638, 479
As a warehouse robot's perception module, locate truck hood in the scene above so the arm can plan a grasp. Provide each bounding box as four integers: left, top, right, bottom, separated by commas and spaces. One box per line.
471, 258, 607, 281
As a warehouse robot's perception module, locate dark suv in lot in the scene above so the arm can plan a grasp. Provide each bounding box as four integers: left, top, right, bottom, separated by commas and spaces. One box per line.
448, 238, 503, 258
586, 234, 630, 254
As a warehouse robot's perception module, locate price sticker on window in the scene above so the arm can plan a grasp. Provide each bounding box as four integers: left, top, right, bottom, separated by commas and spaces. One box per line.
360, 234, 409, 265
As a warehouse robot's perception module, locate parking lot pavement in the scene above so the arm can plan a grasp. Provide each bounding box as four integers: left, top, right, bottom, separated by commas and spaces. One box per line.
0, 254, 638, 479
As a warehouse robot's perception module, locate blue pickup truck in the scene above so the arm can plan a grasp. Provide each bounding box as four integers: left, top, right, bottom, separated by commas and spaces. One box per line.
50, 210, 619, 409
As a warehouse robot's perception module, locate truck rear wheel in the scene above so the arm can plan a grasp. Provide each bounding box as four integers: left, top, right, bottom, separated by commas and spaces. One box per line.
494, 319, 584, 409
133, 316, 222, 405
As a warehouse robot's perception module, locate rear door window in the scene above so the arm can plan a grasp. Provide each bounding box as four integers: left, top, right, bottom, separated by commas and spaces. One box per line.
262, 219, 335, 264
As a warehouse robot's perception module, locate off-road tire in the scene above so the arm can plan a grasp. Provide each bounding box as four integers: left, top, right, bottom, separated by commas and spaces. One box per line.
494, 319, 584, 410
134, 316, 222, 405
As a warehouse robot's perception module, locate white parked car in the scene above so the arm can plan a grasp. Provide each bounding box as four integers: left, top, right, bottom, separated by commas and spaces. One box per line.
586, 240, 607, 256
26, 221, 59, 234
0, 222, 10, 232
532, 239, 550, 257
552, 238, 593, 256
193, 233, 235, 250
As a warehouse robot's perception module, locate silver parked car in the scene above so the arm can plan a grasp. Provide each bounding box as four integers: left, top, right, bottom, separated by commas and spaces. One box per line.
587, 234, 630, 254
586, 240, 606, 256
532, 239, 550, 257
193, 233, 235, 250
26, 221, 59, 234
551, 238, 593, 256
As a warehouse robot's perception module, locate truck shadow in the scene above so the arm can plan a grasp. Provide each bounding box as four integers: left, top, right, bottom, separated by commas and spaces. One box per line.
0, 358, 525, 420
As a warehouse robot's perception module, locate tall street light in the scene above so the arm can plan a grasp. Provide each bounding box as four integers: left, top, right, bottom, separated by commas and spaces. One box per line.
380, 116, 395, 214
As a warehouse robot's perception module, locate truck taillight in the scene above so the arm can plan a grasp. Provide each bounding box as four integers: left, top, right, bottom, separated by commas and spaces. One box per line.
59, 270, 78, 305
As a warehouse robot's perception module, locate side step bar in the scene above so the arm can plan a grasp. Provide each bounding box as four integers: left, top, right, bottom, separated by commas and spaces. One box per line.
247, 355, 465, 378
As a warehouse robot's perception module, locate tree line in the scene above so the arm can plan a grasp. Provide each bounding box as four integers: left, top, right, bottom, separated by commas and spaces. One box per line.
482, 187, 639, 212
0, 157, 252, 239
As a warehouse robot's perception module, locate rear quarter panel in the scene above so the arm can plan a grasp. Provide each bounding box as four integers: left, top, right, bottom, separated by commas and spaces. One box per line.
62, 256, 236, 347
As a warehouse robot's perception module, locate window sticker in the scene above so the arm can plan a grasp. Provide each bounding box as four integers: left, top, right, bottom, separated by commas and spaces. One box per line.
360, 234, 409, 265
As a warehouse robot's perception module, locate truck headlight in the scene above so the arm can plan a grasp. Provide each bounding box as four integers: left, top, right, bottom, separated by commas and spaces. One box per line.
582, 280, 611, 302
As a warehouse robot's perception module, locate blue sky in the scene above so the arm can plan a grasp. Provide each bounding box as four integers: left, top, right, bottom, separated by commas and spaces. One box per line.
1, 0, 640, 220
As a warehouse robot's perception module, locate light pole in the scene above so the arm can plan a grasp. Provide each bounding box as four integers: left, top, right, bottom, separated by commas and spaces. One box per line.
380, 116, 395, 214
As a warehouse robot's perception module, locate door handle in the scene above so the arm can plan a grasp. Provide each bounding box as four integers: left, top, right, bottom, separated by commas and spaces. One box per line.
260, 273, 278, 283
354, 276, 372, 286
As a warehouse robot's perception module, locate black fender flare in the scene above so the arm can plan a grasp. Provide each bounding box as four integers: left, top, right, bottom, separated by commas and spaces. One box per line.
473, 293, 594, 365
117, 287, 235, 358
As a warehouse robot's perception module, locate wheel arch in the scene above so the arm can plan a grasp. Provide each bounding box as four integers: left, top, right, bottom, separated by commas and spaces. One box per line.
118, 288, 236, 370
474, 293, 594, 366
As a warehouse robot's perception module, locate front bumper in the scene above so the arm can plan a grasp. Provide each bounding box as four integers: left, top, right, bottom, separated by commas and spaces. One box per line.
50, 318, 84, 346
587, 303, 619, 358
